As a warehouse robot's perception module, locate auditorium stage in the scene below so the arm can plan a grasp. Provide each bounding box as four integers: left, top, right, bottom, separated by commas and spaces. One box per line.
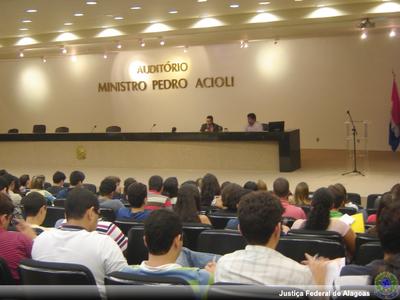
1, 149, 398, 206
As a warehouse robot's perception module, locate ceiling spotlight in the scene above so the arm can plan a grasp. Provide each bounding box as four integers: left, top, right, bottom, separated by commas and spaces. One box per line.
240, 40, 249, 48
103, 53, 108, 59
74, 13, 84, 17
114, 16, 124, 20
19, 28, 29, 31
61, 46, 67, 54
198, 0, 207, 2
86, 1, 97, 4
19, 51, 24, 58
160, 39, 165, 46
116, 42, 122, 49
359, 18, 375, 30
361, 31, 368, 40
390, 29, 397, 38
140, 39, 146, 47
42, 57, 47, 63
26, 9, 38, 13
21, 19, 32, 23
183, 46, 188, 53
64, 22, 73, 26
230, 4, 240, 8
169, 10, 178, 14
130, 6, 142, 10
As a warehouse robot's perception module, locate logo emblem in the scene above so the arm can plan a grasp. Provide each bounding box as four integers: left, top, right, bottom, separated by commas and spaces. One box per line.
375, 271, 399, 300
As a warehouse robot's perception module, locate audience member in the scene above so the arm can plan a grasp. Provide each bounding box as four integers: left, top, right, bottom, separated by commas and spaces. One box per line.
0, 193, 36, 281
328, 184, 345, 218
174, 184, 211, 225
21, 192, 47, 233
256, 179, 268, 191
19, 174, 30, 195
291, 187, 356, 255
116, 182, 151, 222
367, 184, 400, 224
293, 182, 311, 206
98, 178, 124, 213
27, 175, 55, 204
122, 209, 214, 285
0, 176, 8, 194
2, 173, 22, 205
106, 176, 123, 199
273, 178, 306, 220
243, 181, 258, 191
145, 175, 171, 210
122, 177, 136, 201
216, 191, 327, 285
201, 173, 221, 207
47, 171, 66, 196
162, 177, 179, 205
56, 170, 85, 199
32, 188, 128, 290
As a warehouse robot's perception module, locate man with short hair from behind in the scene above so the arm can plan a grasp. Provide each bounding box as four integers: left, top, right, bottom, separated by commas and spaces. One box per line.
216, 191, 327, 285
47, 171, 66, 196
21, 192, 48, 234
32, 188, 128, 293
56, 170, 85, 199
123, 209, 215, 285
98, 177, 124, 213
145, 175, 171, 210
116, 182, 151, 221
245, 113, 263, 132
273, 177, 306, 220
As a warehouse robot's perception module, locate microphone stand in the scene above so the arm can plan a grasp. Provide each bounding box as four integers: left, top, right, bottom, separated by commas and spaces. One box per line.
342, 111, 365, 176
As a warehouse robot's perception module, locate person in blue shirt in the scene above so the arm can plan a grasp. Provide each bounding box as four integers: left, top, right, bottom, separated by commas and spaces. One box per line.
116, 182, 151, 221
56, 171, 85, 199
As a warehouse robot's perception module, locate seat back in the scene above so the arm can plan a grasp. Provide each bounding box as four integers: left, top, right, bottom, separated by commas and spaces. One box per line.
367, 194, 381, 209
339, 207, 358, 216
32, 124, 46, 133
347, 193, 361, 205
182, 223, 213, 251
53, 198, 66, 207
127, 226, 148, 265
55, 126, 69, 133
83, 183, 97, 194
354, 234, 381, 265
354, 242, 383, 265
114, 220, 144, 235
105, 271, 188, 285
287, 229, 343, 243
42, 206, 65, 227
207, 213, 237, 229
276, 236, 345, 263
0, 257, 15, 285
7, 128, 19, 134
99, 208, 115, 222
197, 230, 247, 255
47, 186, 64, 196
106, 126, 121, 133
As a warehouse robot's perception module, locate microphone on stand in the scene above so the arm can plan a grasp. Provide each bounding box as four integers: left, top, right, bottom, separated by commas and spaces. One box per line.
90, 125, 97, 133
150, 124, 157, 132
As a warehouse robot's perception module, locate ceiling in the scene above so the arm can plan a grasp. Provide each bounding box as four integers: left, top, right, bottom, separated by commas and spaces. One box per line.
0, 0, 399, 59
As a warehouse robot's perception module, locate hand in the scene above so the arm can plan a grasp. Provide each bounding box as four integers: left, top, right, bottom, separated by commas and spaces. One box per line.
281, 225, 290, 234
204, 261, 217, 274
303, 253, 329, 286
16, 220, 37, 240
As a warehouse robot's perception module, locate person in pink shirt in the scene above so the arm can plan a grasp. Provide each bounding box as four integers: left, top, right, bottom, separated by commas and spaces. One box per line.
273, 177, 306, 220
145, 175, 171, 211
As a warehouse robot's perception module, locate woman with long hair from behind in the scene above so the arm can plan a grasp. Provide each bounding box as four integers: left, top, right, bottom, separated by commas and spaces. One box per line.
200, 173, 221, 207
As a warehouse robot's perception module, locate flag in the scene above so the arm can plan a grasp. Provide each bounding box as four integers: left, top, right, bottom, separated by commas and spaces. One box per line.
389, 76, 400, 152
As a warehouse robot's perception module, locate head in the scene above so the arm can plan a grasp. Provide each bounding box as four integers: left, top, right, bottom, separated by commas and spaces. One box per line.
377, 198, 400, 255
21, 192, 47, 225
243, 181, 258, 191
238, 191, 283, 247
305, 187, 334, 231
106, 176, 122, 194
53, 171, 66, 186
30, 175, 46, 190
0, 176, 8, 194
273, 177, 290, 199
69, 171, 85, 187
127, 182, 147, 208
200, 173, 221, 206
162, 177, 179, 198
123, 177, 137, 195
144, 210, 183, 260
0, 193, 14, 229
19, 174, 30, 187
328, 184, 346, 209
222, 183, 251, 211
206, 115, 214, 125
257, 180, 268, 191
65, 188, 99, 231
148, 175, 163, 192
99, 178, 117, 197
2, 173, 16, 192
220, 181, 231, 191
294, 182, 310, 205
247, 113, 257, 126
174, 184, 201, 223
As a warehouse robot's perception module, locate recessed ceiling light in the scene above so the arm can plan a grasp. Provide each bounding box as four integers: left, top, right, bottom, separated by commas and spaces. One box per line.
361, 32, 367, 39
259, 1, 270, 4
116, 42, 122, 49
64, 22, 73, 26
61, 47, 67, 54
257, 9, 265, 13
294, 0, 303, 2
160, 39, 165, 46
19, 51, 24, 58
21, 19, 32, 23
198, 0, 207, 2
74, 13, 84, 17
86, 1, 97, 4
103, 53, 108, 59
169, 10, 178, 14
42, 57, 47, 63
130, 6, 141, 10
26, 9, 37, 13
114, 16, 124, 20
230, 4, 240, 8
140, 39, 146, 47
19, 28, 29, 31
390, 29, 397, 37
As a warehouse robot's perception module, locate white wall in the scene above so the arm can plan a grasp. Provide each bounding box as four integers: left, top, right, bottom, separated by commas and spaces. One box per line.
0, 32, 399, 150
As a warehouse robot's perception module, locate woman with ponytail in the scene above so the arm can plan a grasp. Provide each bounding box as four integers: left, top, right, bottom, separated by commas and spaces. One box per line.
291, 187, 356, 255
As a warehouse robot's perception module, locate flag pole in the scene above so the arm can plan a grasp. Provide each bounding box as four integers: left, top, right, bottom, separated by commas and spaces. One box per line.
393, 69, 396, 79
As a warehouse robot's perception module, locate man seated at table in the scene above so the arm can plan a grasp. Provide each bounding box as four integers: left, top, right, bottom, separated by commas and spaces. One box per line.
245, 113, 263, 132
200, 115, 223, 133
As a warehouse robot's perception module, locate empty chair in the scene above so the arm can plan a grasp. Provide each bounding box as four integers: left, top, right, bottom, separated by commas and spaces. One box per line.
32, 124, 46, 134
99, 208, 116, 222
287, 229, 343, 243
42, 206, 65, 227
114, 220, 144, 236
347, 193, 361, 205
106, 126, 121, 133
83, 183, 97, 194
126, 226, 148, 265
353, 242, 383, 265
197, 230, 247, 255
182, 223, 213, 251
276, 236, 345, 263
207, 213, 237, 229
339, 207, 357, 216
0, 257, 15, 285
367, 194, 381, 209
353, 233, 380, 264
19, 259, 100, 299
53, 198, 66, 207
7, 128, 18, 134
55, 126, 69, 133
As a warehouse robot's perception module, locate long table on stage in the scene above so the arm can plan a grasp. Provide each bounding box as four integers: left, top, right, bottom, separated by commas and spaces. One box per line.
0, 130, 301, 172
